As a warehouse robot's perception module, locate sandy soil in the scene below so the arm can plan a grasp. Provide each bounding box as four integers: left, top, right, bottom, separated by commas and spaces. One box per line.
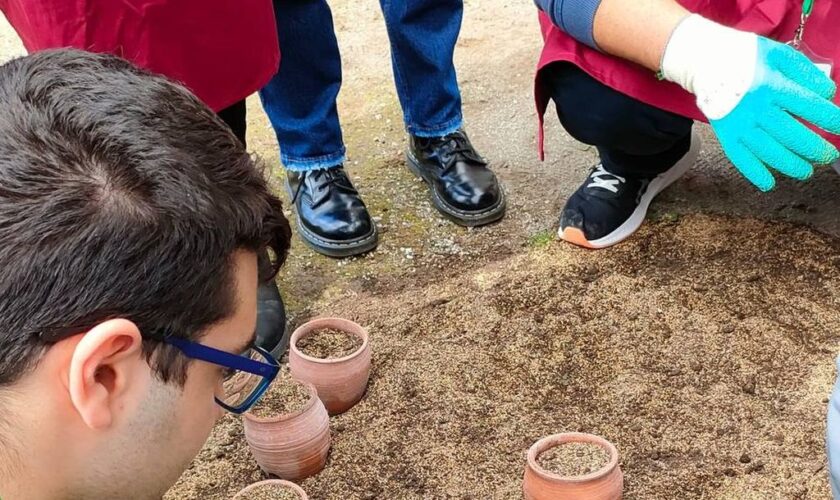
538, 442, 610, 477
168, 213, 840, 499
2, 2, 840, 499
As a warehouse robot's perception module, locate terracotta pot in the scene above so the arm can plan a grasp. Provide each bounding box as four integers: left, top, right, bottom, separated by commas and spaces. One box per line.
523, 433, 623, 500
289, 317, 371, 415
243, 382, 330, 481
233, 479, 309, 499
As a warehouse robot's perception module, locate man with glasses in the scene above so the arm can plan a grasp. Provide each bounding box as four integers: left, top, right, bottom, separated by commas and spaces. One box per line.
0, 49, 290, 499
1, 0, 291, 362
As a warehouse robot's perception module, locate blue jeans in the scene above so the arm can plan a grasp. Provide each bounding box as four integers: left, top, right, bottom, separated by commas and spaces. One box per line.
260, 0, 464, 171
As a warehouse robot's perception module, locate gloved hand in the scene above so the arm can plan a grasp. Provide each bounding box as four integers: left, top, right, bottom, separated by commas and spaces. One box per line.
662, 15, 840, 191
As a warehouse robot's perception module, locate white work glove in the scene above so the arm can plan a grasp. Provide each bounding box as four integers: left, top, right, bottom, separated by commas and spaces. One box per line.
661, 14, 840, 191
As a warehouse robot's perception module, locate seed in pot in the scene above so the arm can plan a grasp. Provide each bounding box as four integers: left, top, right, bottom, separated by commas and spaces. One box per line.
248, 377, 310, 419
537, 441, 610, 477
297, 328, 363, 359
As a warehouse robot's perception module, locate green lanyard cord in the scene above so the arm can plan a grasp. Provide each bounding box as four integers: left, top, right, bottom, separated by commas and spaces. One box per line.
789, 0, 814, 48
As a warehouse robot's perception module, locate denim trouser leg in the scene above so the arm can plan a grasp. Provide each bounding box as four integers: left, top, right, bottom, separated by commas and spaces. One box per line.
259, 0, 346, 171
261, 0, 467, 172
543, 62, 693, 177
379, 0, 465, 137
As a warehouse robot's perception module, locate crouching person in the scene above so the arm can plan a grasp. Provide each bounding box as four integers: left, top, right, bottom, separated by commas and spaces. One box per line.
534, 0, 840, 249
0, 49, 291, 500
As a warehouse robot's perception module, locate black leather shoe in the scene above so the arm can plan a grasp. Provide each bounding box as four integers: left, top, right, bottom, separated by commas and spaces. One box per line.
286, 166, 378, 258
255, 251, 288, 358
256, 281, 288, 358
406, 129, 506, 227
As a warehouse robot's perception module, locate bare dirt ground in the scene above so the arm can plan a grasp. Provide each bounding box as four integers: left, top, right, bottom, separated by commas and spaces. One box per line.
3, 1, 840, 498
169, 214, 840, 499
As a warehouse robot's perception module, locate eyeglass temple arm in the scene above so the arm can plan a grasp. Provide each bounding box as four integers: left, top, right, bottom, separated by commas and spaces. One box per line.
163, 336, 279, 377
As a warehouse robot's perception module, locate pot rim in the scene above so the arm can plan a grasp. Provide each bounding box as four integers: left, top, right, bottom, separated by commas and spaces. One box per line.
526, 432, 619, 484
243, 380, 319, 424
290, 317, 370, 365
233, 479, 308, 499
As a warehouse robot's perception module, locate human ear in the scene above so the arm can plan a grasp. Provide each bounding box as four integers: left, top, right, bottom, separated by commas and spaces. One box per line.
67, 319, 145, 429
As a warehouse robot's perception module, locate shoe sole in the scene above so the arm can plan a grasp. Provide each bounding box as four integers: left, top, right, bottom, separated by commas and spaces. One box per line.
559, 131, 701, 249
406, 151, 507, 227
285, 180, 380, 258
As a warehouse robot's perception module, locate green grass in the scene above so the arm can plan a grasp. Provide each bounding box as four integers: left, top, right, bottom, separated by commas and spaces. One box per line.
652, 210, 680, 224
528, 229, 555, 249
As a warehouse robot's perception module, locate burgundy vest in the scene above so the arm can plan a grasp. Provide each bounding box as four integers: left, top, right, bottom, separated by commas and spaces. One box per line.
1, 0, 280, 112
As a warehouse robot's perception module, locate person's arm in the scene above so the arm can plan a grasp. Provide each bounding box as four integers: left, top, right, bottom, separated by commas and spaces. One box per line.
537, 0, 840, 191
592, 0, 688, 70
535, 0, 687, 67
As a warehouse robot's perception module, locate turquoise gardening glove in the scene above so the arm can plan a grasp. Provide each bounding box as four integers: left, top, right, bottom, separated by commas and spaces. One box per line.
711, 39, 840, 191
662, 15, 840, 191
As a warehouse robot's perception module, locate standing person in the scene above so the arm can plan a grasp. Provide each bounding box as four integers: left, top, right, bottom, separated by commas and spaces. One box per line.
0, 49, 291, 500
260, 0, 507, 257
0, 0, 290, 356
533, 0, 840, 249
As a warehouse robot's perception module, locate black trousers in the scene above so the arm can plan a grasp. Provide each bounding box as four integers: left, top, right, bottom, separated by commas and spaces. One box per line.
543, 62, 694, 177
216, 99, 275, 278
217, 99, 248, 147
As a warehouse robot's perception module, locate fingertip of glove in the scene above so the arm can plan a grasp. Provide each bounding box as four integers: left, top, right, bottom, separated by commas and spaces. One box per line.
755, 178, 775, 192
818, 145, 840, 165
828, 81, 837, 99
795, 166, 815, 181
819, 80, 837, 100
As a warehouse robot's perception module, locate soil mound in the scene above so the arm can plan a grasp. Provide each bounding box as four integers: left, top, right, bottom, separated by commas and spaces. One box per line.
169, 214, 840, 499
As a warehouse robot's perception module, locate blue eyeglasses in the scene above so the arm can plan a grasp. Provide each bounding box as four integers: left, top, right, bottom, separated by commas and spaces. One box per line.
163, 336, 280, 414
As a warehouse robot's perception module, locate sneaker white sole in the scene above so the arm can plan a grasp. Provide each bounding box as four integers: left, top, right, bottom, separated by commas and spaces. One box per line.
559, 130, 701, 249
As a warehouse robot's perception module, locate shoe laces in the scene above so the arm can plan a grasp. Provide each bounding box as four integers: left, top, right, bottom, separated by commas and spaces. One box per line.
586, 164, 626, 194
424, 131, 486, 170
292, 168, 358, 206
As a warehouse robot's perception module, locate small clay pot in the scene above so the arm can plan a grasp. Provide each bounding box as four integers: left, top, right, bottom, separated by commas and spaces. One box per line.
523, 432, 623, 500
289, 317, 371, 415
243, 382, 330, 481
233, 479, 309, 499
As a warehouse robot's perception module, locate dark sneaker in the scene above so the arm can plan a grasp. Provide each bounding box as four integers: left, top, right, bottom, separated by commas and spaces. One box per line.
559, 132, 700, 249
287, 166, 378, 258
406, 129, 506, 227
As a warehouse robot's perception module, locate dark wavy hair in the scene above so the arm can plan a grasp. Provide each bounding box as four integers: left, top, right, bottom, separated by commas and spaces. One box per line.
0, 49, 291, 386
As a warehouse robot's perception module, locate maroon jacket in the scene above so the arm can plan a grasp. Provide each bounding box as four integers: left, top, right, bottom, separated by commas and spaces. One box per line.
1, 0, 280, 112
